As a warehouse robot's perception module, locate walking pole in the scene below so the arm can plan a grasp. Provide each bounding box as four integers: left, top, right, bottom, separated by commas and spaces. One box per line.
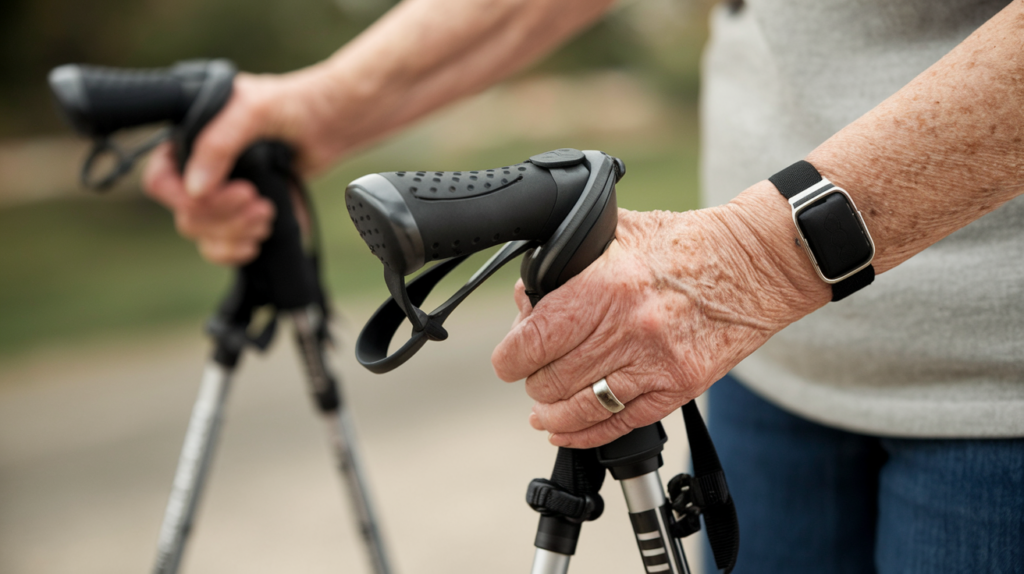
48, 60, 393, 574
289, 305, 393, 574
344, 148, 739, 573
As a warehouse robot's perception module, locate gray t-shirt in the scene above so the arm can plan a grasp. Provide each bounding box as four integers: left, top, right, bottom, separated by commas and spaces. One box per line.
701, 0, 1024, 437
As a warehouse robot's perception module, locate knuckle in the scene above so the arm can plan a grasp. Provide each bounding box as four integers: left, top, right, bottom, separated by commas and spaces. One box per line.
606, 413, 634, 438
524, 372, 551, 402
201, 132, 235, 159
571, 390, 608, 426
622, 396, 670, 430
235, 243, 258, 264
250, 220, 272, 241
231, 182, 258, 201
636, 302, 666, 337
521, 316, 551, 369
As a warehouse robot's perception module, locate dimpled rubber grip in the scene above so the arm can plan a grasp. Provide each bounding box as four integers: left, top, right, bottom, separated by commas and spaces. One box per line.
347, 160, 586, 276
49, 64, 204, 137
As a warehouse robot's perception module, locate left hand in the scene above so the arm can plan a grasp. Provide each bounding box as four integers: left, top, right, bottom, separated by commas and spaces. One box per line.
491, 196, 830, 449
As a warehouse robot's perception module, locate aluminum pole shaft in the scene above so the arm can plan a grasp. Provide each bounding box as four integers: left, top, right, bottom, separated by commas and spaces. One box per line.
530, 548, 571, 574
619, 470, 690, 574
152, 361, 233, 574
291, 308, 393, 574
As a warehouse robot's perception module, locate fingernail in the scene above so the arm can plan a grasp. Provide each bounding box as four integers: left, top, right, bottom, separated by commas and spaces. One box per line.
185, 169, 210, 197
529, 412, 543, 430
549, 433, 569, 447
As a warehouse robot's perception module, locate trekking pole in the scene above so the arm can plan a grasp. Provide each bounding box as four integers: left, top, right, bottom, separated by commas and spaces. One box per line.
48, 60, 392, 574
344, 148, 740, 573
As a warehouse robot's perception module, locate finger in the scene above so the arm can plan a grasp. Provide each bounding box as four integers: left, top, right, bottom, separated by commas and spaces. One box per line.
528, 411, 543, 430
199, 238, 260, 266
547, 393, 676, 449
184, 88, 262, 198
530, 374, 642, 434
177, 182, 272, 240
491, 277, 608, 383
193, 180, 263, 220
521, 324, 624, 404
142, 144, 187, 210
239, 201, 275, 242
508, 280, 533, 331
212, 200, 274, 243
513, 279, 532, 317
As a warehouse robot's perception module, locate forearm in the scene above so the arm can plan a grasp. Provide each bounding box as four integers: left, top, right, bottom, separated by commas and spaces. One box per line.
728, 0, 1024, 314
292, 0, 617, 159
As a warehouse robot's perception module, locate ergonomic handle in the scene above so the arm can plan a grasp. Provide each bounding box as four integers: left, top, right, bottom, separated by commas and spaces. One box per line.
48, 59, 236, 189
48, 60, 235, 139
345, 149, 595, 277
350, 148, 623, 373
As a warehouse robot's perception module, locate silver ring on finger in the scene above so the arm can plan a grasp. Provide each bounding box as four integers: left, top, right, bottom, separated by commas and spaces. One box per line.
592, 378, 625, 414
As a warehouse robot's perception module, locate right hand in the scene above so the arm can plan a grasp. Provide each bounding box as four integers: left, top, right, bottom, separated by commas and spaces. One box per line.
144, 143, 276, 265
142, 70, 340, 265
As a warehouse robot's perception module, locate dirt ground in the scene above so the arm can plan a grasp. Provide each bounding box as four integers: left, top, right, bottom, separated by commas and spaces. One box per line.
0, 292, 705, 574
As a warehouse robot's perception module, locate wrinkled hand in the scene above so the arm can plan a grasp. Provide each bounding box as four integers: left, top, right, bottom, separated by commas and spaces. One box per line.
491, 197, 829, 449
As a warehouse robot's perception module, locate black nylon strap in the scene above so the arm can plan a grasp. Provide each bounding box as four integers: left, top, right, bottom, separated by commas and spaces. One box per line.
768, 160, 875, 301
682, 401, 738, 573
551, 446, 607, 499
356, 241, 535, 373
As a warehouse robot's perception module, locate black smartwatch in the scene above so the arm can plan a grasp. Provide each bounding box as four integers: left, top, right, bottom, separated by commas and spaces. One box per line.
769, 160, 875, 302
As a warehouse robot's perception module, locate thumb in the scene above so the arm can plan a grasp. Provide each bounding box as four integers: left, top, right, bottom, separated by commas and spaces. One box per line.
183, 88, 262, 197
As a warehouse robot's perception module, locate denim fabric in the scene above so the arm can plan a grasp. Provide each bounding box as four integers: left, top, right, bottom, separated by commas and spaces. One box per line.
702, 374, 1024, 574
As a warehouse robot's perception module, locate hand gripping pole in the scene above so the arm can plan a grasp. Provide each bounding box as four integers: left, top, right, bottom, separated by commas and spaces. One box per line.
347, 148, 740, 573
50, 60, 393, 574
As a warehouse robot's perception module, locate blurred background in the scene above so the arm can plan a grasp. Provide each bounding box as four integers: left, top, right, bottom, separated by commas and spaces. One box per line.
0, 0, 716, 572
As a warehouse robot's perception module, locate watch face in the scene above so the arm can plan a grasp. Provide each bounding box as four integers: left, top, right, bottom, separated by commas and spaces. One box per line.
796, 192, 873, 281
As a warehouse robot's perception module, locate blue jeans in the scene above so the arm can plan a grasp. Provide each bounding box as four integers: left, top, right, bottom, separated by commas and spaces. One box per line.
703, 374, 1024, 574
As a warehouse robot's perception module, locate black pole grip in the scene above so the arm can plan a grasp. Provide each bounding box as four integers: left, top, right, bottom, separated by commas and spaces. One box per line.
232, 143, 319, 311
345, 152, 591, 277
204, 141, 320, 368
48, 60, 231, 138
349, 149, 623, 373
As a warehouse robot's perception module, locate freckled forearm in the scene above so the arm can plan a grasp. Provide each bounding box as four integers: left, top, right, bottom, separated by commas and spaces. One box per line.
713, 1, 1024, 322
806, 0, 1024, 273
292, 0, 617, 155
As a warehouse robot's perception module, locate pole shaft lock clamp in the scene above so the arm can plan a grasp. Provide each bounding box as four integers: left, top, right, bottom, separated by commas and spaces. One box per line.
526, 478, 604, 523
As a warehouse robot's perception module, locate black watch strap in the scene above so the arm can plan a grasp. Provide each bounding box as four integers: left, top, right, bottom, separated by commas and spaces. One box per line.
769, 160, 875, 302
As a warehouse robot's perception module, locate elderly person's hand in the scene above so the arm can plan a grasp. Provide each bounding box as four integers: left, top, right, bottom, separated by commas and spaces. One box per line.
491, 0, 1024, 447
492, 187, 833, 449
